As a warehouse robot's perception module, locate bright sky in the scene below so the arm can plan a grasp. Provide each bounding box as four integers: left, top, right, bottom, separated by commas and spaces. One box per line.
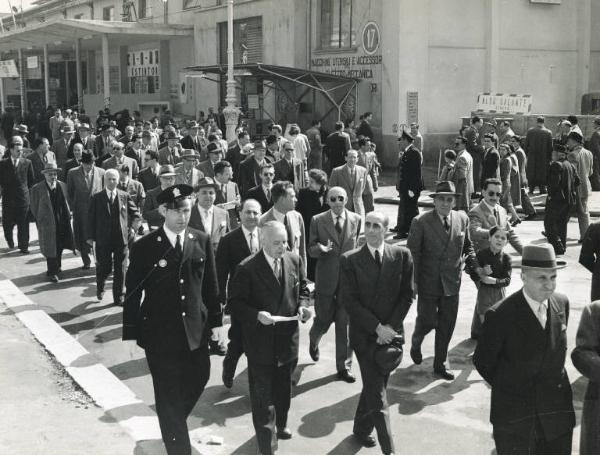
0, 0, 37, 15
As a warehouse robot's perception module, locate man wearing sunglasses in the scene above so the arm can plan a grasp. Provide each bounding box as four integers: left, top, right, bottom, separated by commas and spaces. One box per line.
308, 186, 362, 383
246, 162, 276, 214
102, 142, 139, 180
468, 178, 524, 338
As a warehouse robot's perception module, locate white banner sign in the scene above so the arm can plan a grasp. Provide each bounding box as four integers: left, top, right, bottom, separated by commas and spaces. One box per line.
476, 93, 532, 115
0, 60, 19, 78
127, 49, 160, 77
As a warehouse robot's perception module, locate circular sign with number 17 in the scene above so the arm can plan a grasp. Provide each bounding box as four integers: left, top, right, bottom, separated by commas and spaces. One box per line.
362, 22, 380, 55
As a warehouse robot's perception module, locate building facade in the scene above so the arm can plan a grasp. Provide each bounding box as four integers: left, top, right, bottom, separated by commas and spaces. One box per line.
1, 0, 599, 165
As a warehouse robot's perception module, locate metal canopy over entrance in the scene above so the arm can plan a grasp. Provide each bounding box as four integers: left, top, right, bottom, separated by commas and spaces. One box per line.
184, 63, 360, 125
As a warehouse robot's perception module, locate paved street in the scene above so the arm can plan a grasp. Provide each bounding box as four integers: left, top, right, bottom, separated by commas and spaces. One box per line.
0, 191, 591, 454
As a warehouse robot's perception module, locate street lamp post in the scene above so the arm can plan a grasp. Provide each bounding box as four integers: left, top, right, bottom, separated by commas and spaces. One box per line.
223, 0, 240, 142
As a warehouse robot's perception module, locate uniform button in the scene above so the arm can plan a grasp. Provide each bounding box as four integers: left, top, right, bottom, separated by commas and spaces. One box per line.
181, 295, 185, 300
180, 279, 184, 284
182, 312, 186, 317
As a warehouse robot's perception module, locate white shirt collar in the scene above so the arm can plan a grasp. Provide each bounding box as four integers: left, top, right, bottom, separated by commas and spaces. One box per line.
163, 224, 185, 248
483, 199, 498, 213
241, 225, 258, 238
273, 208, 286, 223
263, 250, 281, 270
331, 209, 346, 223
199, 203, 213, 216
367, 243, 384, 260
522, 288, 548, 321
106, 188, 116, 198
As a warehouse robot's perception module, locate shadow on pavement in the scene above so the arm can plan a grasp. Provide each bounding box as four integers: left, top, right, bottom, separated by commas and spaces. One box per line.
326, 434, 363, 455
109, 357, 151, 381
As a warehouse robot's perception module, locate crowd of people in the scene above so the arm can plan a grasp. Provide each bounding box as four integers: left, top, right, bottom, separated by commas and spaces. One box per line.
2, 105, 600, 455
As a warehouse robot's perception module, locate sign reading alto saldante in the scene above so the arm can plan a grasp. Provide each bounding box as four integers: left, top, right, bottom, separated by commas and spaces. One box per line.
476, 93, 532, 115
127, 49, 160, 77
0, 60, 19, 78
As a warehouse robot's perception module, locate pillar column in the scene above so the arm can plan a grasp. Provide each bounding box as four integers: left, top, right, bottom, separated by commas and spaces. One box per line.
576, 0, 591, 112
65, 59, 70, 107
17, 48, 26, 117
75, 38, 83, 110
485, 0, 500, 93
43, 44, 50, 108
101, 33, 110, 108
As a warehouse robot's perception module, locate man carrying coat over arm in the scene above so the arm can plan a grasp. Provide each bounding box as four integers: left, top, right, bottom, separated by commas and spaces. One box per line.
229, 220, 311, 455
122, 184, 221, 455
339, 211, 414, 455
474, 243, 575, 455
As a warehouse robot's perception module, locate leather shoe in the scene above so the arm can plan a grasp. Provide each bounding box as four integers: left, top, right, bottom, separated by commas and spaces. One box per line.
410, 346, 422, 365
309, 343, 320, 362
353, 433, 376, 448
114, 296, 124, 306
209, 339, 227, 356
82, 263, 91, 270
49, 274, 59, 283
434, 368, 455, 380
393, 232, 408, 240
20, 249, 29, 254
276, 427, 292, 440
389, 226, 400, 233
336, 370, 356, 383
97, 290, 105, 301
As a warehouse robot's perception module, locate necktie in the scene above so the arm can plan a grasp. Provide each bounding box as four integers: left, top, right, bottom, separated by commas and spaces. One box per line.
443, 216, 450, 232
273, 258, 281, 282
493, 208, 500, 225
335, 215, 343, 235
374, 249, 382, 269
537, 301, 547, 329
249, 232, 257, 253
109, 191, 114, 203
284, 215, 292, 250
266, 188, 271, 202
175, 234, 182, 255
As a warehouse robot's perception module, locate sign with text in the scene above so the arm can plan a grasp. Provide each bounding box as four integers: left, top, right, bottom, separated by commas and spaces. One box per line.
407, 91, 418, 124
0, 60, 19, 78
362, 22, 380, 55
310, 54, 382, 79
476, 93, 532, 115
127, 49, 160, 77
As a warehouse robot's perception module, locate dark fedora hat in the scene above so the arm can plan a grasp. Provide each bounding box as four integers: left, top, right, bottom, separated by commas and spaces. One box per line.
195, 176, 218, 191
41, 162, 61, 174
521, 244, 566, 270
81, 151, 94, 164
371, 335, 404, 374
429, 180, 461, 198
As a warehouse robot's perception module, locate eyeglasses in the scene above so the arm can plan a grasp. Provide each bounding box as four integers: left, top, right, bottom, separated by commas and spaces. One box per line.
329, 196, 345, 202
284, 148, 294, 152
487, 191, 502, 197
262, 172, 274, 177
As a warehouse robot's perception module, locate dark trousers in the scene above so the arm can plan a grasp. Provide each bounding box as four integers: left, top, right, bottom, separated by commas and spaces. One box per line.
395, 192, 405, 230
95, 243, 128, 302
544, 201, 570, 254
2, 205, 29, 249
363, 193, 375, 214
520, 188, 536, 216
411, 293, 459, 370
309, 292, 353, 372
400, 190, 419, 234
223, 317, 244, 377
146, 345, 210, 455
354, 351, 394, 454
248, 361, 293, 455
80, 240, 92, 267
493, 418, 572, 455
46, 248, 64, 275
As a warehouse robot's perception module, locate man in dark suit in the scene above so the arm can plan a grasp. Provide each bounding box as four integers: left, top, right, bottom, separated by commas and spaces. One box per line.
117, 165, 145, 209
180, 121, 204, 154
88, 169, 141, 305
123, 184, 221, 455
216, 198, 262, 388
238, 139, 272, 197
143, 165, 177, 230
480, 133, 500, 189
67, 151, 105, 269
246, 162, 275, 214
324, 121, 350, 174
29, 137, 56, 183
63, 142, 84, 181
394, 131, 423, 239
93, 124, 116, 160
339, 211, 414, 455
407, 181, 481, 380
225, 131, 250, 182
125, 133, 146, 169
137, 150, 161, 191
274, 142, 307, 192
0, 136, 34, 252
197, 142, 222, 178
308, 186, 362, 382
71, 122, 95, 156
229, 221, 311, 454
158, 131, 183, 165
546, 144, 579, 255
51, 124, 75, 170
474, 244, 575, 454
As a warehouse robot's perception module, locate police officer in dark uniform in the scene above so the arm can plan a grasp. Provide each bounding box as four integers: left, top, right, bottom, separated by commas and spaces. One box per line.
123, 184, 221, 455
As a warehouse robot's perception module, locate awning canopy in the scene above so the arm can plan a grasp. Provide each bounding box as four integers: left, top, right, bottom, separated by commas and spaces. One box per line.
184, 63, 360, 122
0, 18, 193, 53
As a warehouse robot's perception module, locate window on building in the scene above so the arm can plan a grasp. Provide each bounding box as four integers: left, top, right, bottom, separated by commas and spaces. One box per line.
138, 0, 150, 18
319, 0, 354, 50
102, 6, 115, 21
73, 13, 83, 20
183, 0, 200, 9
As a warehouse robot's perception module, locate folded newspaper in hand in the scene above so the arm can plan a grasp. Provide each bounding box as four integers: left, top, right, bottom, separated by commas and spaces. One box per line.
271, 314, 302, 323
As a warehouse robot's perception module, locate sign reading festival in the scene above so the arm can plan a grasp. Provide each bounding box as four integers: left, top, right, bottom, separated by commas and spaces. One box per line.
310, 21, 382, 80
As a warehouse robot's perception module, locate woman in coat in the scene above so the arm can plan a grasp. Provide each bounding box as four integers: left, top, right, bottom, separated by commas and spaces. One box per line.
296, 168, 329, 281
572, 301, 600, 455
498, 143, 521, 225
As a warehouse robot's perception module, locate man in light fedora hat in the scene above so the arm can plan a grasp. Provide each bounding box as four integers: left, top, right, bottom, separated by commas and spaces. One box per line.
474, 243, 574, 455
407, 180, 481, 380
30, 162, 74, 282
175, 149, 203, 187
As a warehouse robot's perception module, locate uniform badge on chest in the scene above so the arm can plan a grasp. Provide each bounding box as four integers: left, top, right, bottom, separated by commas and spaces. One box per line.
158, 259, 167, 268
